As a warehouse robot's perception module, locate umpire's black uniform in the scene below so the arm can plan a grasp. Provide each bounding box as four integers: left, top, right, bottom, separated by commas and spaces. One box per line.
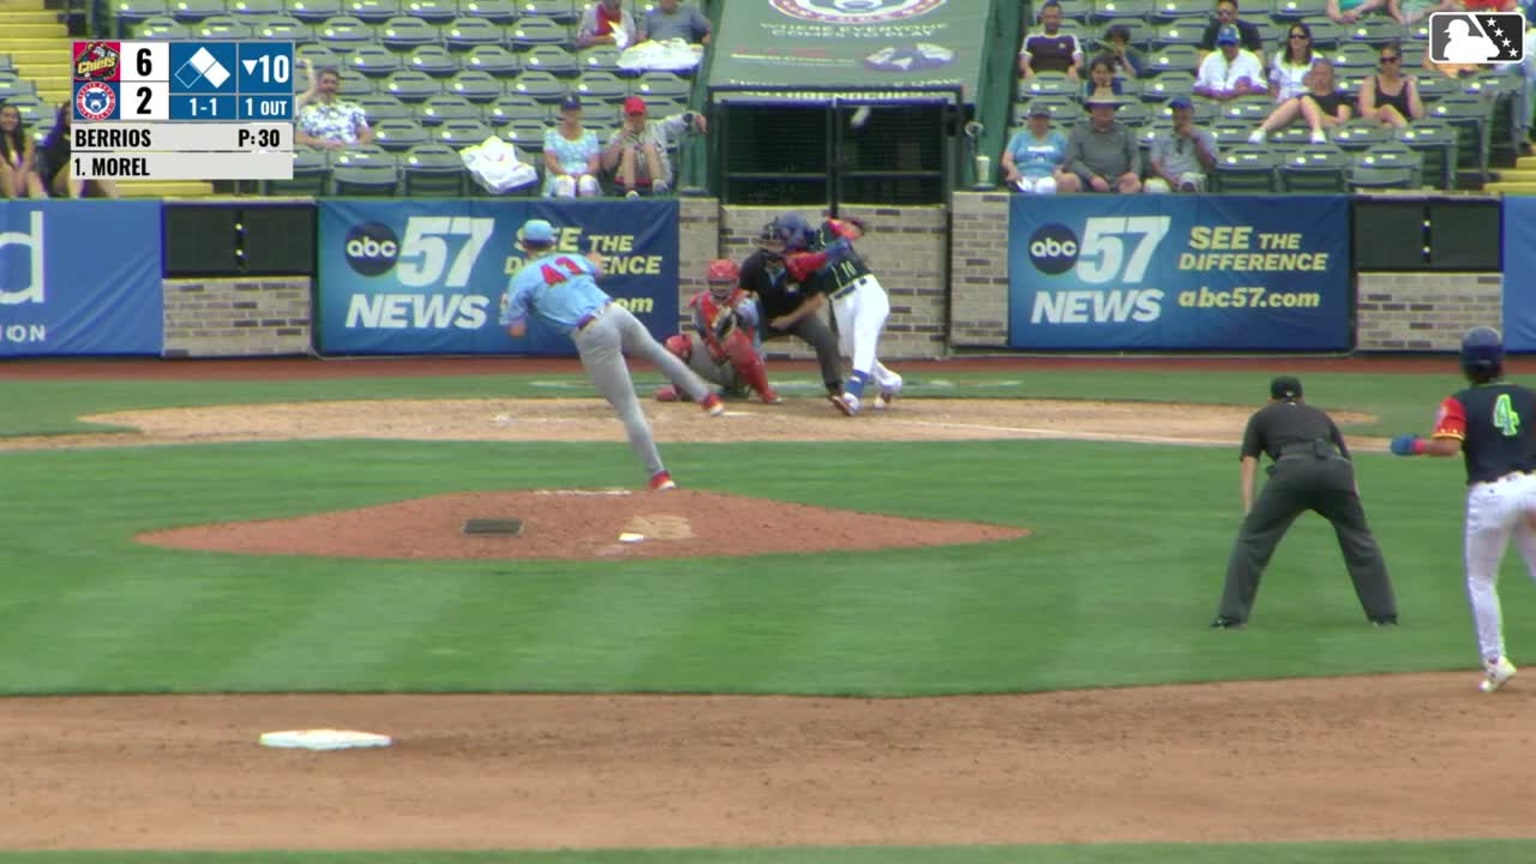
739, 247, 844, 397
1214, 377, 1398, 628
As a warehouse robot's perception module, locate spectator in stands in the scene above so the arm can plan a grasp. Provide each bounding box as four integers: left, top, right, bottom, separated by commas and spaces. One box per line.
1249, 58, 1352, 144
602, 96, 706, 197
543, 94, 602, 198
1146, 96, 1218, 193
577, 0, 638, 49
1358, 41, 1423, 129
1388, 0, 1458, 25
1327, 0, 1387, 25
639, 0, 712, 46
0, 102, 46, 199
1019, 0, 1084, 80
1101, 24, 1144, 79
1270, 22, 1320, 103
295, 62, 374, 150
38, 104, 117, 199
1194, 25, 1267, 101
1199, 0, 1265, 67
1083, 56, 1124, 101
1066, 95, 1142, 193
1000, 103, 1080, 194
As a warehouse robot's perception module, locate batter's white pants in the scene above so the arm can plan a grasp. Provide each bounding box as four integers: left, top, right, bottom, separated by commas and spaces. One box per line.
1463, 471, 1536, 663
831, 274, 901, 394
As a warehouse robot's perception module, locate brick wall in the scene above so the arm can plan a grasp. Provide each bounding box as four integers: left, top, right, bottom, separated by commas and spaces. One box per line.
162, 278, 312, 358
948, 192, 1012, 348
1355, 273, 1503, 351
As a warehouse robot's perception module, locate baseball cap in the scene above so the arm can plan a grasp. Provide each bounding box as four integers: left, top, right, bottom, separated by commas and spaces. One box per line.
520, 219, 555, 246
1216, 25, 1240, 44
1270, 376, 1303, 400
559, 93, 582, 112
1168, 95, 1193, 110
1027, 102, 1052, 117
623, 96, 647, 116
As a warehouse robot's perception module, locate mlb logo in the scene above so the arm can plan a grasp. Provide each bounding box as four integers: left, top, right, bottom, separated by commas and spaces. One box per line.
1428, 11, 1525, 64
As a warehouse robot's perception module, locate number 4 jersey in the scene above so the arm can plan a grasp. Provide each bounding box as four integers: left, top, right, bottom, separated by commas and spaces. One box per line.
1433, 383, 1536, 484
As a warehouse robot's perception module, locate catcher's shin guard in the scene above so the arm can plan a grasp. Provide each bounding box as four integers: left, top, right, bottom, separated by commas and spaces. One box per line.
721, 329, 776, 403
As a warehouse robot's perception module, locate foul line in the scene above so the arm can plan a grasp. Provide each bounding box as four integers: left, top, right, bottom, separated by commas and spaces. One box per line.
887, 418, 1233, 447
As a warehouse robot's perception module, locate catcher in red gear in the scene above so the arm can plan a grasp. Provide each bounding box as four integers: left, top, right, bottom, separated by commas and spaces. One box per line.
655, 258, 781, 404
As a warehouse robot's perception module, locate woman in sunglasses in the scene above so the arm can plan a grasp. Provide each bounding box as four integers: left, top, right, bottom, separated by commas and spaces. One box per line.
1358, 40, 1423, 128
1270, 23, 1319, 103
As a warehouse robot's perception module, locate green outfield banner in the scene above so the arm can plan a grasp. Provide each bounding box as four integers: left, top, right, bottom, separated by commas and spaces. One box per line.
710, 0, 988, 102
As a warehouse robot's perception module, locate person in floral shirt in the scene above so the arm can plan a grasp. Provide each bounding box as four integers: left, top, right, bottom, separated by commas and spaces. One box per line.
542, 94, 602, 197
295, 61, 373, 149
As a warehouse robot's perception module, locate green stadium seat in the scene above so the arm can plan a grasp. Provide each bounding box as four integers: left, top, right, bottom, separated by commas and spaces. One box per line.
435, 118, 495, 148
1141, 71, 1195, 102
250, 15, 316, 42
335, 67, 374, 97
1150, 0, 1207, 20
631, 70, 689, 101
407, 44, 461, 76
1214, 95, 1271, 122
1350, 141, 1424, 188
1279, 143, 1349, 192
1212, 144, 1280, 192
486, 93, 549, 124
1268, 124, 1316, 146
114, 0, 171, 36
1018, 72, 1077, 100
575, 98, 618, 126
1210, 120, 1255, 147
464, 44, 522, 77
316, 15, 377, 50
1251, 19, 1283, 46
575, 69, 627, 102
347, 0, 403, 23
1151, 20, 1205, 48
357, 92, 415, 121
372, 117, 432, 151
1398, 121, 1457, 189
197, 14, 255, 37
578, 46, 622, 74
1345, 16, 1399, 47
1413, 74, 1461, 107
507, 68, 568, 102
1328, 120, 1393, 151
447, 69, 504, 102
332, 162, 401, 195
0, 75, 37, 102
1093, 0, 1154, 21
261, 147, 332, 196
1401, 41, 1425, 68
458, 0, 519, 23
1113, 101, 1153, 127
349, 44, 404, 76
522, 44, 580, 77
510, 16, 570, 49
519, 0, 576, 25
1325, 42, 1379, 71
1428, 94, 1493, 182
403, 143, 470, 195
384, 68, 446, 101
1147, 44, 1200, 76
444, 16, 506, 51
420, 92, 482, 123
0, 55, 12, 74
135, 16, 191, 37
228, 0, 284, 14
1303, 20, 1344, 49
170, 0, 227, 23
1271, 0, 1327, 19
404, 0, 458, 22
289, 0, 343, 24
379, 15, 441, 49
1053, 0, 1096, 22
497, 119, 548, 152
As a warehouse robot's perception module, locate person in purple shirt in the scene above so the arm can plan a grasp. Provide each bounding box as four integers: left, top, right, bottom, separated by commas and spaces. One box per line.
1019, 0, 1084, 79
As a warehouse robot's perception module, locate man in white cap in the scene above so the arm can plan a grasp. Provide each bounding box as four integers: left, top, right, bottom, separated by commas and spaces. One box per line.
502, 219, 723, 491
1195, 24, 1266, 100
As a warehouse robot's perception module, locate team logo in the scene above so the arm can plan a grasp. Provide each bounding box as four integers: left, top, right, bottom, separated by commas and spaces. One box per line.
770, 0, 946, 24
1028, 224, 1080, 275
344, 222, 400, 277
73, 41, 120, 81
75, 82, 117, 122
1428, 12, 1524, 64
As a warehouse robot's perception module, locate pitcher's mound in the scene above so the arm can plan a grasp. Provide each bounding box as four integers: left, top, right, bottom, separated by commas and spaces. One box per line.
137, 490, 1029, 560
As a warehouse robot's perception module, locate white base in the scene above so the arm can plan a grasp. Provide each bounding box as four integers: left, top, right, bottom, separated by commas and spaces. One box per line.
259, 729, 392, 751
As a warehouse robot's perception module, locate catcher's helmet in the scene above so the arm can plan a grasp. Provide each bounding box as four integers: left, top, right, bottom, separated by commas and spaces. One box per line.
705, 258, 740, 284
1461, 326, 1504, 378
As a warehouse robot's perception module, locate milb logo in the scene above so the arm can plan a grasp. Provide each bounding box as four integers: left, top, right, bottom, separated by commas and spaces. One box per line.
1429, 12, 1524, 64
344, 222, 400, 277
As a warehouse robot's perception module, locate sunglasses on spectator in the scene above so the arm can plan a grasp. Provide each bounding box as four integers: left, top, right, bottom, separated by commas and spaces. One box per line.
1381, 54, 1400, 62
1289, 33, 1309, 39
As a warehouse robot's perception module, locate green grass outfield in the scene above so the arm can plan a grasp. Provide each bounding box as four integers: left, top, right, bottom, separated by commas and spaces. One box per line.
3, 363, 1533, 862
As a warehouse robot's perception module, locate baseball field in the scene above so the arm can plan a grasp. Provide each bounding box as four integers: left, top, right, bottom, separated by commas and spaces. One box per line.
2, 354, 1534, 862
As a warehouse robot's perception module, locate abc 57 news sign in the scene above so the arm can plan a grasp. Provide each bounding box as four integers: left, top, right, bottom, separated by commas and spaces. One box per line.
1005, 195, 1350, 351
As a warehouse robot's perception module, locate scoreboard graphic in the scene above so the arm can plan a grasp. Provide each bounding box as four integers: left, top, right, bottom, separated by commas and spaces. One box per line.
70, 40, 296, 181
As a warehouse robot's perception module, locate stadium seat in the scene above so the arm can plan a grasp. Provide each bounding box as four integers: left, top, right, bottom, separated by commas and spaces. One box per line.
1141, 71, 1196, 102
575, 70, 628, 102
0, 55, 11, 74
250, 15, 316, 42
1271, 0, 1327, 19
348, 0, 404, 23
261, 147, 332, 195
1326, 42, 1379, 72
458, 0, 520, 24
435, 118, 495, 148
486, 93, 550, 124
1216, 96, 1271, 122
316, 15, 377, 50
447, 69, 504, 102
1211, 120, 1256, 147
372, 117, 432, 151
1329, 120, 1393, 152
0, 75, 37, 102
1150, 20, 1205, 48
1113, 101, 1153, 127
1415, 75, 1463, 107
519, 0, 577, 25
350, 44, 405, 76
384, 69, 446, 102
228, 0, 284, 14
1053, 0, 1096, 22
419, 92, 483, 123
443, 16, 505, 51
522, 45, 580, 77
1018, 72, 1077, 100
1212, 144, 1280, 192
1093, 0, 1154, 20
1304, 20, 1344, 49
403, 143, 471, 195
1349, 142, 1424, 189
575, 99, 618, 126
404, 0, 458, 22
135, 16, 191, 37
1267, 124, 1316, 147
465, 44, 522, 77
407, 45, 461, 76
510, 16, 571, 49
379, 15, 441, 49
197, 15, 255, 37
290, 0, 344, 24
631, 70, 690, 101
1150, 0, 1207, 20
335, 68, 374, 97
357, 93, 415, 121
170, 0, 226, 23
1398, 121, 1457, 189
1401, 41, 1425, 68
1147, 45, 1200, 76
332, 161, 401, 195
497, 120, 548, 152
1279, 144, 1349, 192
1345, 16, 1399, 47
1429, 95, 1494, 182
578, 46, 622, 74
507, 69, 569, 102
114, 0, 171, 35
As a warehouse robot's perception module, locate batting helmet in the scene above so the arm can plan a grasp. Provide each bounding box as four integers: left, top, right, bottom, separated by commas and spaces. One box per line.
769, 213, 811, 250
705, 258, 740, 283
1461, 326, 1504, 379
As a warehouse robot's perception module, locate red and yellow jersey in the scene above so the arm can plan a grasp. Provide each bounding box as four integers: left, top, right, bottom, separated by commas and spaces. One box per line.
1434, 384, 1536, 484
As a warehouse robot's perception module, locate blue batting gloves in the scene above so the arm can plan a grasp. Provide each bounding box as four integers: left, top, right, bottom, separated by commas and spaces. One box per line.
1389, 434, 1422, 456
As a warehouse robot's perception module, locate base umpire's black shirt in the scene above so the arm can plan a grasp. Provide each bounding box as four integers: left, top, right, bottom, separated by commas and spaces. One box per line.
1240, 399, 1350, 462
